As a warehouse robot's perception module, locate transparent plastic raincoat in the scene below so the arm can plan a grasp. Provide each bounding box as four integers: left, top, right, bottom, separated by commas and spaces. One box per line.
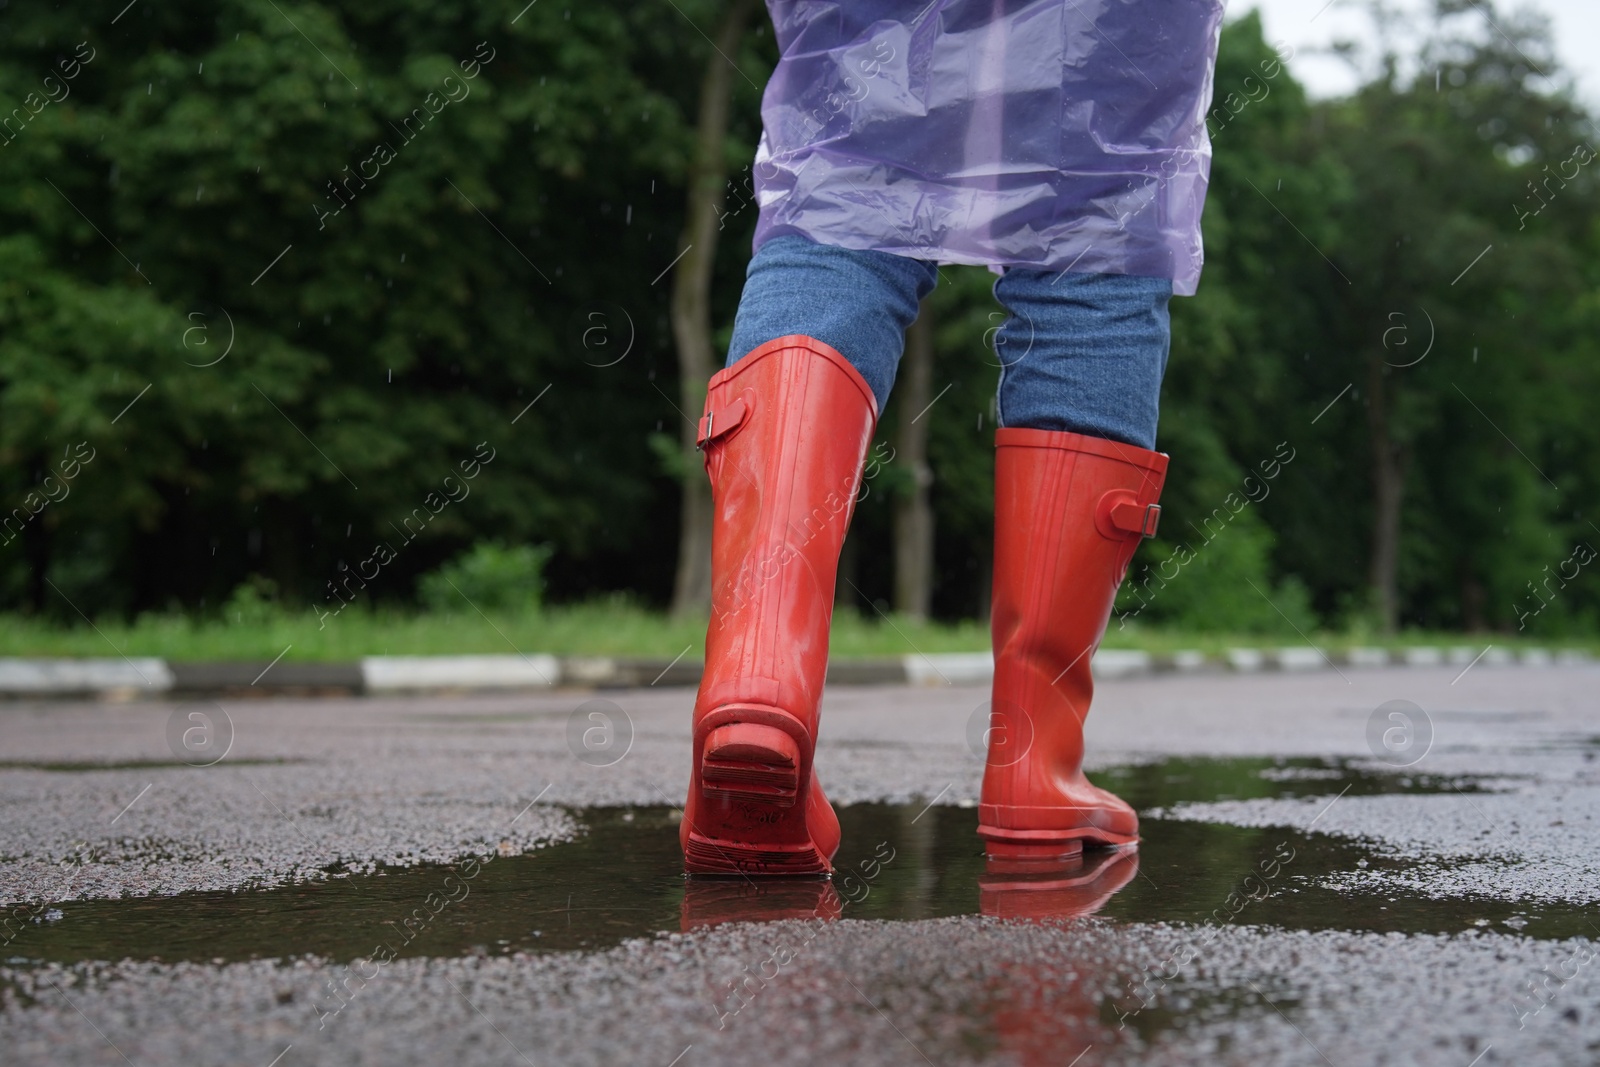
751, 0, 1226, 295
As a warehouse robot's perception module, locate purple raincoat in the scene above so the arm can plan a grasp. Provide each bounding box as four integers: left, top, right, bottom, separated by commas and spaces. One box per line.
751, 0, 1226, 295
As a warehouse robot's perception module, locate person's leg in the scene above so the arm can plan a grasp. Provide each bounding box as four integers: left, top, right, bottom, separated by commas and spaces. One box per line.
991, 268, 1172, 447
726, 234, 939, 413
683, 235, 936, 875
977, 269, 1172, 861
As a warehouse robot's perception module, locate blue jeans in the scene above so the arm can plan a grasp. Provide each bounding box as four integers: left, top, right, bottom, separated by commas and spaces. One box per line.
726, 235, 1172, 449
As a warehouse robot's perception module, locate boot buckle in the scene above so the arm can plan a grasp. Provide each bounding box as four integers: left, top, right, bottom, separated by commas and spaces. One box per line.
696, 397, 751, 451
1097, 492, 1161, 540
1136, 503, 1161, 538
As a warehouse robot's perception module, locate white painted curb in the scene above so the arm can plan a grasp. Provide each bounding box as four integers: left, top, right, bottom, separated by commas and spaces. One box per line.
1274, 647, 1325, 672
905, 652, 992, 686
1092, 649, 1153, 678
360, 654, 560, 692
905, 649, 1165, 685
0, 644, 1591, 698
0, 658, 173, 693
1227, 648, 1267, 672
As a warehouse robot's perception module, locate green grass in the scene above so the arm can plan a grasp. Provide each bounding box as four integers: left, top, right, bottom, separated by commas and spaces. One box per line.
0, 599, 1592, 661
0, 600, 991, 661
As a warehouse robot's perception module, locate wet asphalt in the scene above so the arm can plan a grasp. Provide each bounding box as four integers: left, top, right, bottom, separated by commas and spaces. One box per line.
1, 663, 1597, 1065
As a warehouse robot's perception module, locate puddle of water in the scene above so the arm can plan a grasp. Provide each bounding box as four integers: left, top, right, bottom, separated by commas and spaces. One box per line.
1094, 755, 1507, 803
2, 757, 1584, 969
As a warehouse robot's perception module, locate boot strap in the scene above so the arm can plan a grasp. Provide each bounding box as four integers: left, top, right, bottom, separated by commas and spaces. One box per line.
696, 397, 750, 451
1096, 490, 1161, 539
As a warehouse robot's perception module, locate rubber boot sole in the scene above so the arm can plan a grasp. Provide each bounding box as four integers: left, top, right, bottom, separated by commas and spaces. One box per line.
684, 715, 832, 876
976, 820, 1138, 861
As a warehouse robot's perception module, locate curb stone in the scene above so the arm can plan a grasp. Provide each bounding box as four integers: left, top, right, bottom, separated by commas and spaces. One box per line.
361, 655, 561, 693
0, 645, 1590, 699
0, 658, 172, 697
168, 660, 364, 693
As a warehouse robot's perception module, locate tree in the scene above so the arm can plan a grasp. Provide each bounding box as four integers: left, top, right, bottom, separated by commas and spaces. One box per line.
668, 0, 757, 618
1, 1, 707, 615
1315, 0, 1594, 630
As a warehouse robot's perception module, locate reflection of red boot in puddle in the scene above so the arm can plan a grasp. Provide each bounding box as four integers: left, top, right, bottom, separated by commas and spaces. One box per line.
681, 336, 878, 875
978, 429, 1167, 860
681, 878, 844, 931
688, 878, 845, 1032
979, 848, 1141, 1065
979, 846, 1140, 921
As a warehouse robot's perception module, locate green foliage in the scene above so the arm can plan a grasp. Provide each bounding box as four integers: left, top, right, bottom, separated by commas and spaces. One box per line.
0, 599, 1003, 661
1116, 506, 1319, 635
1151, 4, 1600, 637
0, 0, 771, 619
418, 540, 551, 614
221, 575, 281, 626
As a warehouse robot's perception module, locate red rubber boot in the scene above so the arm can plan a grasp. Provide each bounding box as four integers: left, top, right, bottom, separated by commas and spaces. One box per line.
977, 428, 1167, 860
681, 335, 878, 875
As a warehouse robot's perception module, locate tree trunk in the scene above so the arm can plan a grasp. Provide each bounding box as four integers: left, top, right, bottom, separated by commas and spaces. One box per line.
1365, 353, 1406, 633
668, 0, 755, 618
976, 550, 992, 624
23, 512, 50, 615
894, 299, 936, 620
19, 451, 50, 614
836, 531, 859, 608
1459, 566, 1487, 632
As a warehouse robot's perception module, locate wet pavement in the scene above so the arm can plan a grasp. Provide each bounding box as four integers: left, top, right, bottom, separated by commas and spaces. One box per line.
2, 665, 1598, 1065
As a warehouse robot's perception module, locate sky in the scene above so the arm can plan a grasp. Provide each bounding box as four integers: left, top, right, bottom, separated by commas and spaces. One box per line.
1233, 0, 1600, 110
